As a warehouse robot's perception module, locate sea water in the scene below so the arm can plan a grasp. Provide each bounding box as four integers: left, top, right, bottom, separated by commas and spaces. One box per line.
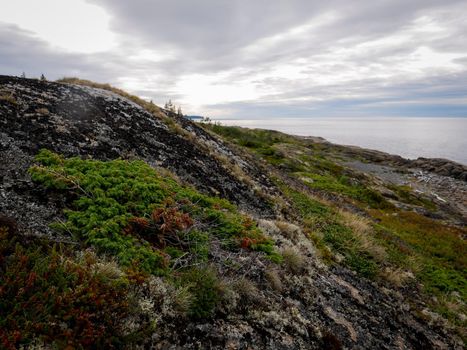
215, 117, 467, 165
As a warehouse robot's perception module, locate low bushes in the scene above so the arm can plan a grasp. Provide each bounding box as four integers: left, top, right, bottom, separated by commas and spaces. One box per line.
0, 228, 150, 349
29, 150, 280, 274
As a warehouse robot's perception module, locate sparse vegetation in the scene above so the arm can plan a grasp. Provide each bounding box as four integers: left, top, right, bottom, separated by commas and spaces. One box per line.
35, 107, 49, 115
56, 77, 165, 119
0, 93, 17, 105
206, 124, 466, 332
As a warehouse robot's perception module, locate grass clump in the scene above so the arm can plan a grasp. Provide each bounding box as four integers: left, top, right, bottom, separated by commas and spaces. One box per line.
175, 267, 221, 319
0, 93, 17, 105
281, 247, 305, 274
283, 187, 381, 278
29, 150, 280, 274
320, 220, 379, 278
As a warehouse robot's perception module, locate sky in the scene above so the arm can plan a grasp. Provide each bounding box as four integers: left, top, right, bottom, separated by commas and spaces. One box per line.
1, 0, 466, 119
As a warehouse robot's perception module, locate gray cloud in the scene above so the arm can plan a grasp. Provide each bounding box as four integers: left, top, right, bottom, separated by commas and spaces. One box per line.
1, 0, 466, 117
0, 23, 114, 81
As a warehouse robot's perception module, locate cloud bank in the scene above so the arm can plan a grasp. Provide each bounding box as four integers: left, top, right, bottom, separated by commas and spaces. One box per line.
1, 0, 466, 118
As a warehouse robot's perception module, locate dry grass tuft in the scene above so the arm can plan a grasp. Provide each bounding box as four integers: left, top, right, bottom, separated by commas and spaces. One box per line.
275, 221, 301, 241
0, 93, 17, 105
265, 268, 283, 292
339, 210, 371, 236
381, 267, 412, 287
282, 247, 305, 274
339, 210, 387, 262
36, 107, 49, 115
233, 277, 260, 303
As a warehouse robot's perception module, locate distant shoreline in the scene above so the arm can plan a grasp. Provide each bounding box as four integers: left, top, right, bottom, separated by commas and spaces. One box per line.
212, 117, 467, 165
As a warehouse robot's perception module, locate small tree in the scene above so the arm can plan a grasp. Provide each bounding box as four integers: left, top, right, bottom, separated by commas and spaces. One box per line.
201, 117, 212, 124
164, 99, 176, 113
21, 72, 26, 78
177, 106, 183, 116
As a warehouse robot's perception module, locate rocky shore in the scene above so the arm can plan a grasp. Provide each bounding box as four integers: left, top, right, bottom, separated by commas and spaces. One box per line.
301, 136, 467, 225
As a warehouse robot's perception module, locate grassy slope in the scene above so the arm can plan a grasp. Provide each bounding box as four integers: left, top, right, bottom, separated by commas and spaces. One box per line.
203, 123, 467, 329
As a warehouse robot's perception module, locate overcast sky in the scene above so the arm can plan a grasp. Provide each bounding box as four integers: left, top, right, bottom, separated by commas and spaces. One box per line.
1, 0, 466, 119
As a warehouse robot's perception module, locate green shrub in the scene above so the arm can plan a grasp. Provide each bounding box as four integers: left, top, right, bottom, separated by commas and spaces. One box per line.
29, 150, 281, 273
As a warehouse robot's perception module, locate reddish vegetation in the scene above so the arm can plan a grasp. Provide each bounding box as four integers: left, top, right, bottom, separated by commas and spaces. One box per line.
0, 233, 140, 349
126, 206, 194, 248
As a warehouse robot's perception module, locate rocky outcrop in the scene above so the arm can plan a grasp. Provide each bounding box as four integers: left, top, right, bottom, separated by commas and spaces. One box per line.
311, 140, 467, 181
411, 157, 467, 181
0, 76, 276, 228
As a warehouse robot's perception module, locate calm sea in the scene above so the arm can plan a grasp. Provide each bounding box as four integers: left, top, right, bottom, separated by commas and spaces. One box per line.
215, 117, 467, 165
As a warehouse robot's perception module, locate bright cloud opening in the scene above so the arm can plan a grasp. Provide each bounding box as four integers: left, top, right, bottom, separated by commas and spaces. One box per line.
0, 0, 116, 53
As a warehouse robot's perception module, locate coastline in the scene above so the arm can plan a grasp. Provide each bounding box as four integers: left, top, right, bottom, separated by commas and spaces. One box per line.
299, 135, 467, 224
300, 134, 467, 181
213, 117, 467, 165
